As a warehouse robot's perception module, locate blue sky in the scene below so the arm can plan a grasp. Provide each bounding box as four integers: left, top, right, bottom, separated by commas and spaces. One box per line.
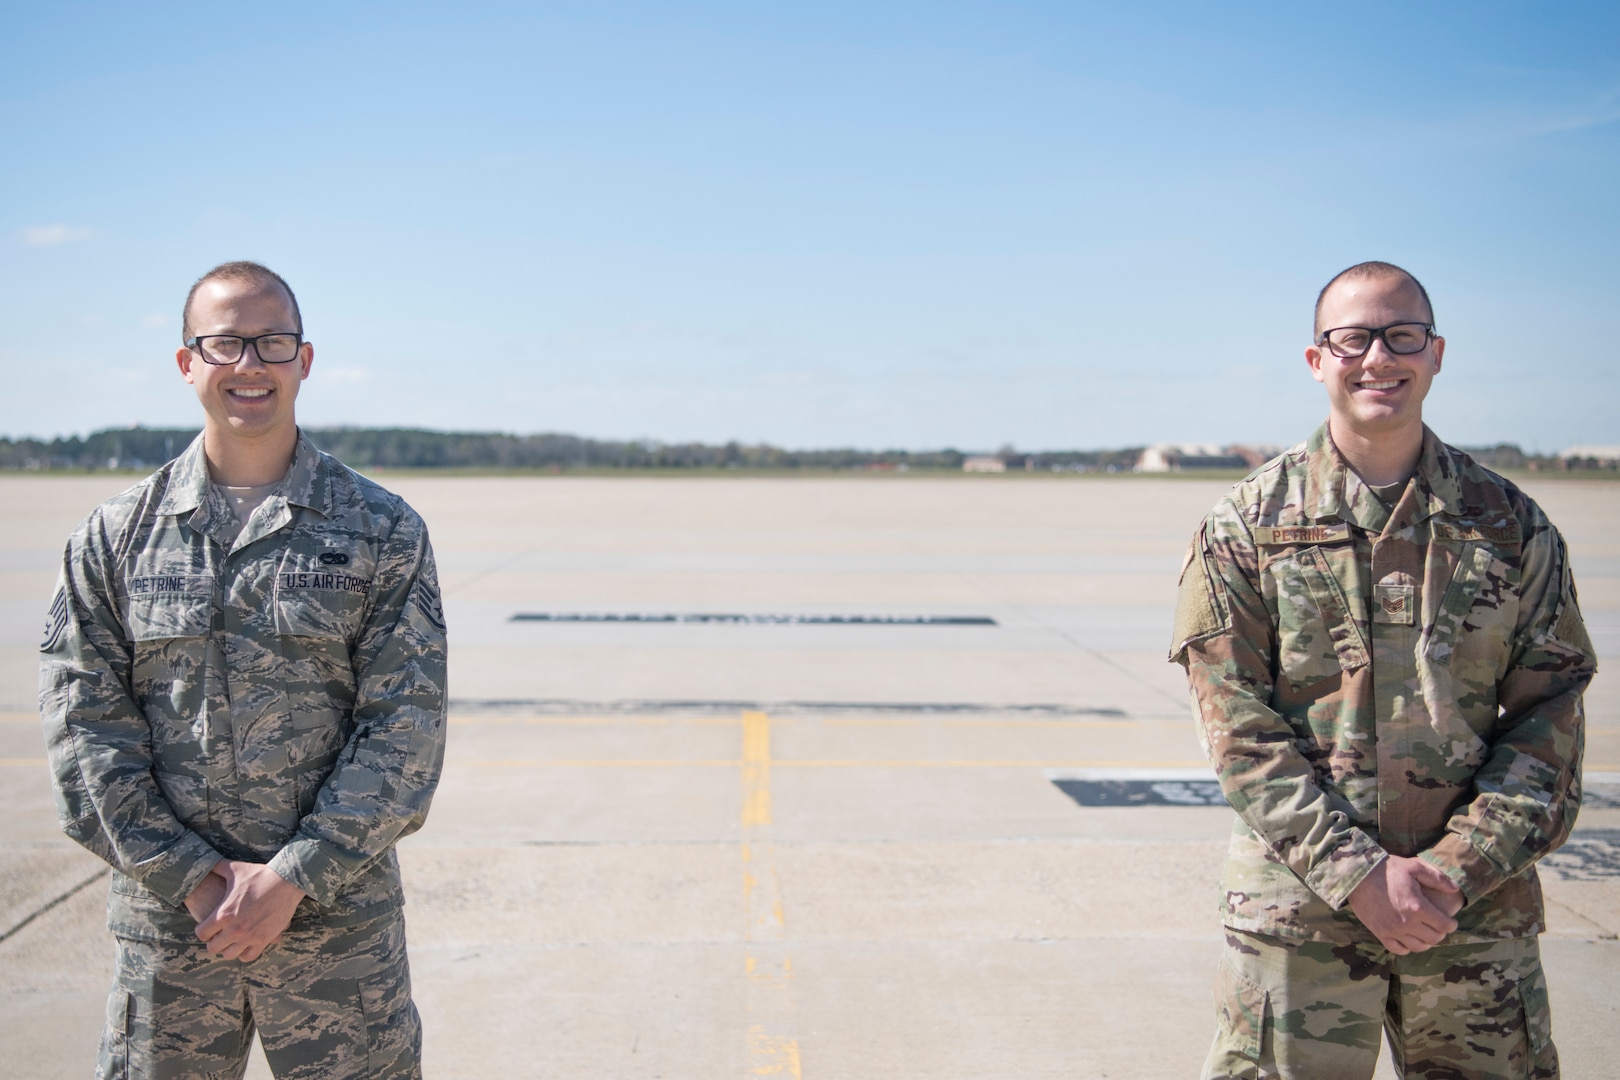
3, 1, 1616, 452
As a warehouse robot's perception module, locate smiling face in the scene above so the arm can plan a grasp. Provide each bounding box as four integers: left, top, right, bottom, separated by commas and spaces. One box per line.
1306, 272, 1444, 448
176, 277, 313, 451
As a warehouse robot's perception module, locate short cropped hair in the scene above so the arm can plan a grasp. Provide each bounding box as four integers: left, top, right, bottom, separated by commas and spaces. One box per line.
180, 261, 303, 342
1313, 261, 1434, 338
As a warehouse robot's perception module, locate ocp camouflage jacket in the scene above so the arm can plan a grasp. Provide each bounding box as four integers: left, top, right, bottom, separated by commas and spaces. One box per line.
40, 432, 447, 941
1171, 424, 1594, 943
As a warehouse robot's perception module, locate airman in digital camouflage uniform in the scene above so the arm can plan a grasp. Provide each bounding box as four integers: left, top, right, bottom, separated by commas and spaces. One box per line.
39, 261, 447, 1078
1171, 261, 1594, 1079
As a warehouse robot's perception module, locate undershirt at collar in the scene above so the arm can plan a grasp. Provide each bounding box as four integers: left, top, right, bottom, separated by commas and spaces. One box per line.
212, 480, 281, 545
1369, 478, 1409, 510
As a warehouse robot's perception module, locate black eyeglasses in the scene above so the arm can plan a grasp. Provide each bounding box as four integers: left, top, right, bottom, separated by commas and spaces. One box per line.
1317, 323, 1434, 359
185, 333, 303, 365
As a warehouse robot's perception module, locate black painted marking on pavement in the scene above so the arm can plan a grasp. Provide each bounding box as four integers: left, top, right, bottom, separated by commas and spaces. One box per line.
450, 697, 1126, 718
1580, 783, 1620, 811
509, 612, 997, 626
1052, 778, 1226, 807
1541, 828, 1620, 882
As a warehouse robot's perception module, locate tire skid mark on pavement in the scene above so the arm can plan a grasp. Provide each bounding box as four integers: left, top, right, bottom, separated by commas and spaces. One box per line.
0, 867, 107, 945
742, 710, 802, 1078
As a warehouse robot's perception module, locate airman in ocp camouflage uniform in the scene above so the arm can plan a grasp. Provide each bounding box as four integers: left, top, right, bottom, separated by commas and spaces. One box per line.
1171, 262, 1594, 1079
39, 262, 446, 1079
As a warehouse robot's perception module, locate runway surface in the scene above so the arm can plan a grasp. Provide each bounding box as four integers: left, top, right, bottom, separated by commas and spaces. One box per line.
2, 472, 1616, 1078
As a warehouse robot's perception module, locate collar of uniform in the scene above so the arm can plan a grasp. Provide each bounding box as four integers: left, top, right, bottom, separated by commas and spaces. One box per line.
155, 430, 333, 527
282, 430, 334, 518
1302, 422, 1466, 536
151, 434, 240, 546
1409, 424, 1465, 521
1300, 423, 1376, 530
155, 433, 213, 518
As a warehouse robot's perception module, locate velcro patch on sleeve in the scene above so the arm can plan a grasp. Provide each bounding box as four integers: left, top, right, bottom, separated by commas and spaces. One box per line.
1253, 523, 1351, 546
1170, 549, 1225, 662
1552, 586, 1595, 660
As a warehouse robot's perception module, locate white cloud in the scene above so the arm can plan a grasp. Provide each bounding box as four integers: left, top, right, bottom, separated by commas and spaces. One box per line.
320, 367, 371, 385
140, 313, 169, 328
21, 224, 95, 247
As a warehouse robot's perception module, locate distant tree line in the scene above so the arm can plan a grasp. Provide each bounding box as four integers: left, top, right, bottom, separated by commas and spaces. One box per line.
0, 427, 978, 471
0, 426, 1597, 473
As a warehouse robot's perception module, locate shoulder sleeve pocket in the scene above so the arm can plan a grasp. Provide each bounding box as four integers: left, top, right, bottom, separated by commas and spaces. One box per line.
1550, 564, 1595, 662
1170, 541, 1228, 664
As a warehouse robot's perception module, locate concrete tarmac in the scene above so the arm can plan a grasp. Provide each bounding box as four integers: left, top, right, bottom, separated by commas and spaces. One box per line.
2, 472, 1616, 1078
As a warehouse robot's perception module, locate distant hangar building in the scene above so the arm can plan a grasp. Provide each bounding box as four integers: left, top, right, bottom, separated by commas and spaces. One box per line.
1558, 445, 1620, 469
1136, 444, 1263, 472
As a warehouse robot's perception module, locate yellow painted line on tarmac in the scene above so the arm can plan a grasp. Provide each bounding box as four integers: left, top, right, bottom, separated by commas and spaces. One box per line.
742, 711, 772, 829
741, 710, 800, 1076
748, 1026, 803, 1078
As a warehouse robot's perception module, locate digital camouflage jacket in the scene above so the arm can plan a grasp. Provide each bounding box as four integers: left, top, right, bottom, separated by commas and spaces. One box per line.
1171, 424, 1594, 943
40, 432, 447, 941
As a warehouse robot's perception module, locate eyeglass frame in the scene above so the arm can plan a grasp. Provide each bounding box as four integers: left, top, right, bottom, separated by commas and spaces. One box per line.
1316, 322, 1436, 360
184, 332, 305, 366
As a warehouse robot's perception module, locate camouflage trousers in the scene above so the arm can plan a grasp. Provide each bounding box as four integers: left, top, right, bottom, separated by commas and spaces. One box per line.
1204, 929, 1556, 1080
97, 910, 421, 1080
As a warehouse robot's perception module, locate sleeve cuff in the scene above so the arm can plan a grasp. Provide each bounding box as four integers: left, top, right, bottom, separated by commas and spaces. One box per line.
1422, 832, 1506, 904
269, 838, 344, 907
135, 831, 225, 907
1302, 827, 1387, 910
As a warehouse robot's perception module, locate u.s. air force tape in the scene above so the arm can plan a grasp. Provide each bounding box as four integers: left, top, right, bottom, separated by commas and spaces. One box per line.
1254, 523, 1351, 546
1432, 522, 1522, 544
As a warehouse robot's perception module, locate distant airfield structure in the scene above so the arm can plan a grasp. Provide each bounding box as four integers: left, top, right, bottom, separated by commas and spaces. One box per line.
1133, 444, 1271, 473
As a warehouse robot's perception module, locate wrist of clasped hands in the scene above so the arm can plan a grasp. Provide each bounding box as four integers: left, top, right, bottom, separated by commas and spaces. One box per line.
182, 860, 307, 962
1347, 854, 1464, 955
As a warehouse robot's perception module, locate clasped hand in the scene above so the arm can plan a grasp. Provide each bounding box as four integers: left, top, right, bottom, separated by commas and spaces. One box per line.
1347, 855, 1463, 955
183, 860, 306, 962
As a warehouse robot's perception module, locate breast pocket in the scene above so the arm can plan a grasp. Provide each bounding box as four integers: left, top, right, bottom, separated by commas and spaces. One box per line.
127, 592, 212, 642
1270, 548, 1369, 690
1424, 542, 1517, 668
280, 553, 377, 647
275, 587, 369, 641
126, 591, 213, 705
